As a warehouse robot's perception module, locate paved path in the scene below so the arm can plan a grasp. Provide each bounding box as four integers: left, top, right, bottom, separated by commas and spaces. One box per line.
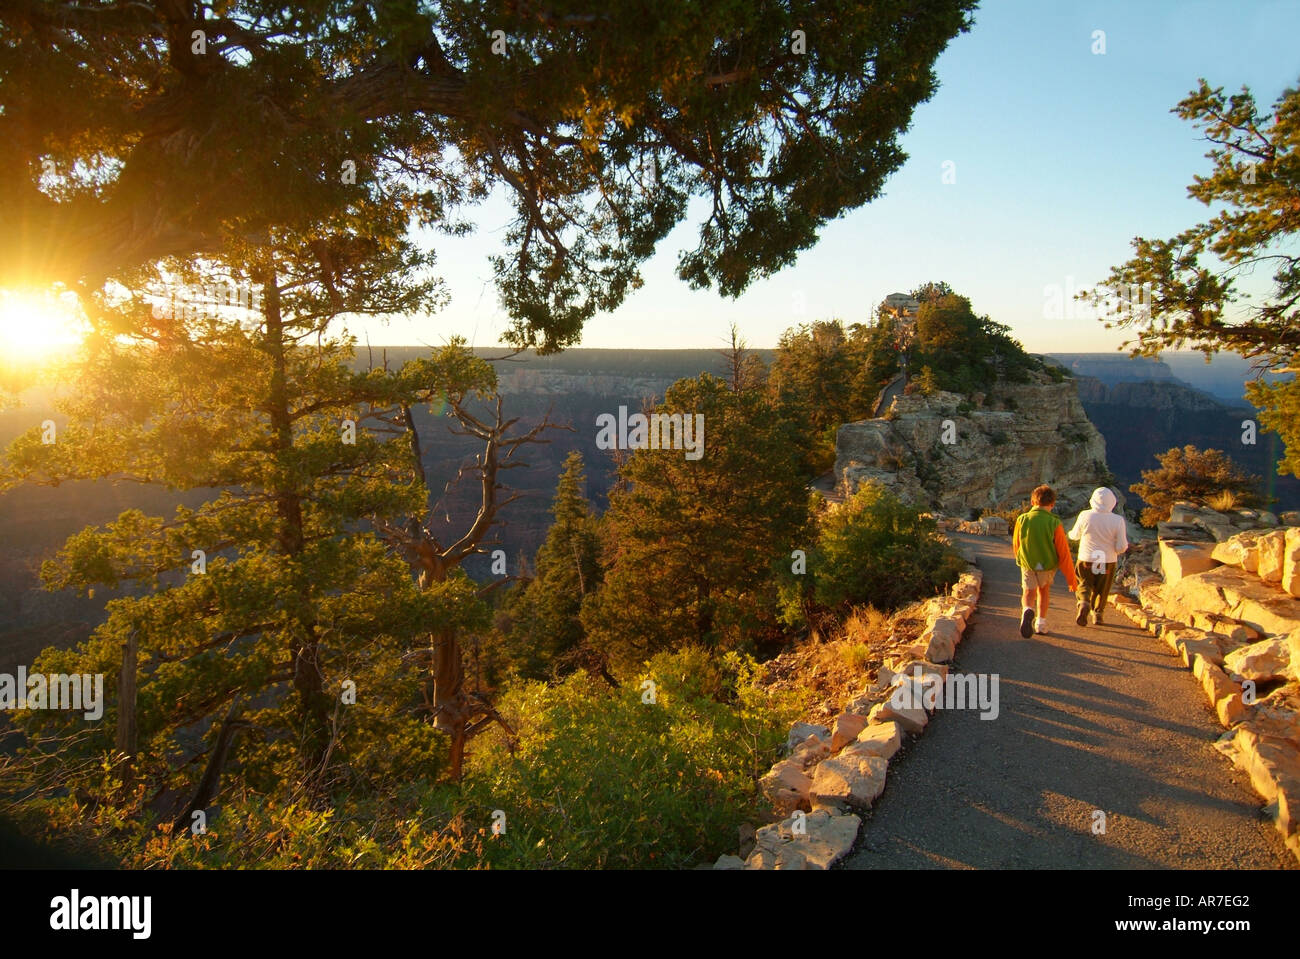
845, 534, 1295, 870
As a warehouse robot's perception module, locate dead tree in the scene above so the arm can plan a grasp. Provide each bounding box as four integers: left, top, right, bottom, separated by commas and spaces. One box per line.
373, 392, 569, 780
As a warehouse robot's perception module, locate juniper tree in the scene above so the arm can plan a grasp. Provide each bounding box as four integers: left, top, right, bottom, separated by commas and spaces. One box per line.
1089, 80, 1300, 475
1, 0, 977, 351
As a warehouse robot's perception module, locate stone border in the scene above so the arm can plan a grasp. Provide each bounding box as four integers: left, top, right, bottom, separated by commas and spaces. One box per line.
1110, 588, 1300, 864
713, 565, 984, 870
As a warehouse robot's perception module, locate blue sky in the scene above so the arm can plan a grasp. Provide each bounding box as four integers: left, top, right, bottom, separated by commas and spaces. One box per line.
354, 0, 1300, 354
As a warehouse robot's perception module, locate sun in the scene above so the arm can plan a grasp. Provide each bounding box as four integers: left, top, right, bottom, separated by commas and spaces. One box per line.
0, 289, 85, 361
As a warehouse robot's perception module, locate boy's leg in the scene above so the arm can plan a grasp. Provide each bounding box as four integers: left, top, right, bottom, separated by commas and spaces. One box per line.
1019, 568, 1037, 638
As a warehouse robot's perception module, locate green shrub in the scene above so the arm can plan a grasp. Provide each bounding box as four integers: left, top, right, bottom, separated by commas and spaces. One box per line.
808, 481, 966, 613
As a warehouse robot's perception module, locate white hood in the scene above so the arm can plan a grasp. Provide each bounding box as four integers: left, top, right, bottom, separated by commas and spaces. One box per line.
1090, 487, 1117, 512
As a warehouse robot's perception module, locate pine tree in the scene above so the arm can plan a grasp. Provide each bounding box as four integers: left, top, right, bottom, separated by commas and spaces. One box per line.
0, 224, 479, 813
502, 451, 603, 679
580, 374, 807, 675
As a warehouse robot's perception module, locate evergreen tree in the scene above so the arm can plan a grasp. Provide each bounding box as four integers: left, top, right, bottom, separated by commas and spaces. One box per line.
1088, 80, 1300, 476
0, 223, 481, 813
580, 374, 807, 674
502, 451, 603, 679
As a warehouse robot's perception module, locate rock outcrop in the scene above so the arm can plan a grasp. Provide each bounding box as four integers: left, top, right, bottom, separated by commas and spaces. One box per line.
833, 374, 1109, 517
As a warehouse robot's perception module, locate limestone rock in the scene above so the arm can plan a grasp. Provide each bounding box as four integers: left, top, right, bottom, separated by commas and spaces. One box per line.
1280, 511, 1300, 526
854, 721, 903, 760
978, 516, 1009, 536
923, 616, 963, 663
1283, 528, 1300, 599
868, 698, 927, 734
1216, 723, 1300, 836
1159, 540, 1219, 585
759, 760, 812, 816
833, 376, 1107, 515
1192, 654, 1247, 727
1210, 530, 1265, 573
1223, 638, 1292, 683
810, 749, 888, 811
789, 733, 832, 770
746, 808, 861, 870
830, 712, 870, 752
1260, 511, 1280, 526
713, 854, 746, 870
1258, 529, 1287, 585
1162, 565, 1300, 637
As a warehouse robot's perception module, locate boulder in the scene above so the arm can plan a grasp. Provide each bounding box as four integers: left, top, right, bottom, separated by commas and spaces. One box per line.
1280, 511, 1300, 526
1191, 654, 1247, 727
1260, 511, 1280, 526
1291, 630, 1300, 683
1169, 502, 1200, 524
786, 722, 831, 753
923, 616, 963, 663
759, 760, 813, 816
1210, 530, 1265, 573
1216, 724, 1300, 837
746, 808, 861, 870
830, 712, 871, 752
1190, 610, 1263, 644
1283, 528, 1300, 599
1223, 638, 1292, 683
1159, 540, 1219, 585
868, 699, 927, 734
713, 854, 746, 870
1162, 565, 1300, 638
1165, 627, 1224, 669
1158, 521, 1212, 542
1258, 529, 1287, 585
810, 749, 889, 811
854, 721, 903, 760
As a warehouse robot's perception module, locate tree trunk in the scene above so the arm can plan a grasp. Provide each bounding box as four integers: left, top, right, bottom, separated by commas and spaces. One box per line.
262, 271, 331, 790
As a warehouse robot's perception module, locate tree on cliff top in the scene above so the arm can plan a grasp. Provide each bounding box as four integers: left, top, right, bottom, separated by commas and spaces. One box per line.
1088, 79, 1300, 476
1129, 444, 1263, 526
1, 0, 977, 352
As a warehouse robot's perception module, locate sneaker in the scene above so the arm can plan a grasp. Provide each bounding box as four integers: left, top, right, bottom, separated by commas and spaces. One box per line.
1075, 603, 1088, 626
1019, 608, 1035, 638
1035, 618, 1048, 635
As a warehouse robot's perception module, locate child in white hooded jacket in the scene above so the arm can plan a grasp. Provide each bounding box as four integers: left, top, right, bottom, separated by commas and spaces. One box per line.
1068, 487, 1129, 625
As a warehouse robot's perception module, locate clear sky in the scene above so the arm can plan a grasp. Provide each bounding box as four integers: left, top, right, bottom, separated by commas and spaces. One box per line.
353, 0, 1300, 354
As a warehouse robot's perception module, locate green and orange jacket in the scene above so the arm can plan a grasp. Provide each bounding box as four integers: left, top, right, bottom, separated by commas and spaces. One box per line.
1012, 506, 1079, 590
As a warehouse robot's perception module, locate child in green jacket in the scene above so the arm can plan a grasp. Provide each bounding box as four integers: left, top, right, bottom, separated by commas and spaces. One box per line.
1012, 484, 1078, 637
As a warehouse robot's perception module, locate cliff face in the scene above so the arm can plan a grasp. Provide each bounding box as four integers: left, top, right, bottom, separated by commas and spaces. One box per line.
833, 375, 1109, 518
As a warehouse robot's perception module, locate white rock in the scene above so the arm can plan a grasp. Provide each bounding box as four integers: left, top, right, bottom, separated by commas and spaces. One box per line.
811, 750, 888, 811
854, 721, 903, 759
747, 808, 861, 870
1258, 529, 1287, 585
1223, 638, 1292, 683
923, 616, 963, 663
868, 699, 927, 734
830, 712, 870, 752
713, 854, 746, 870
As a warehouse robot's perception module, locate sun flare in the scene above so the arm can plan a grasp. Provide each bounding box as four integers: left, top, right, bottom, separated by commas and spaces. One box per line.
0, 289, 85, 362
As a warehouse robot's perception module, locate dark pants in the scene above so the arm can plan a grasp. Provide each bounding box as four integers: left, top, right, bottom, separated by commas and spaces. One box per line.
1075, 560, 1116, 614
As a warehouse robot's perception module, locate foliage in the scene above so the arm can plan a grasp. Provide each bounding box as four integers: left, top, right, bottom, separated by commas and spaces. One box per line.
581, 374, 808, 676
500, 451, 604, 679
0, 0, 977, 352
1088, 79, 1300, 475
778, 481, 965, 626
1129, 444, 1264, 525
911, 294, 1040, 394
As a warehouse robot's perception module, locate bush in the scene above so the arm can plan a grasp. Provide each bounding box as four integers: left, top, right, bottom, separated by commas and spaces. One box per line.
1130, 444, 1263, 526
807, 481, 967, 613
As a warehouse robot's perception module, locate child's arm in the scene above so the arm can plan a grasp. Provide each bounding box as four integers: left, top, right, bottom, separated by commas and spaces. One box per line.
1054, 524, 1078, 590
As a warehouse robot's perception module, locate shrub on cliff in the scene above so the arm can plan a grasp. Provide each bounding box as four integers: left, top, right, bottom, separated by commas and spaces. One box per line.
1130, 444, 1264, 525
